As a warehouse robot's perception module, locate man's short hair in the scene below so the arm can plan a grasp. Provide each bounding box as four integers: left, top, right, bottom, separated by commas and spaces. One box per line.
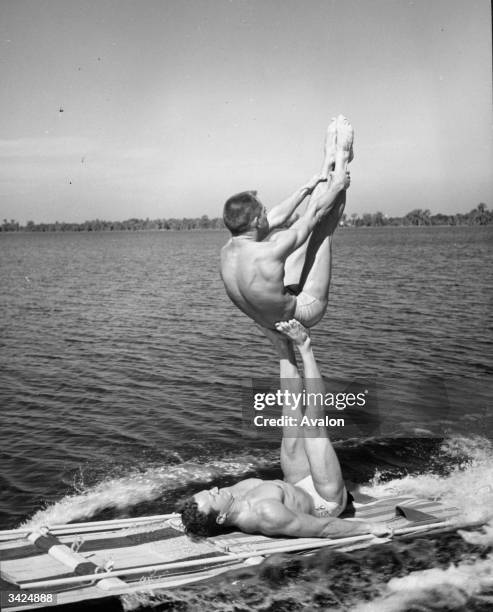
178, 497, 223, 537
223, 191, 262, 235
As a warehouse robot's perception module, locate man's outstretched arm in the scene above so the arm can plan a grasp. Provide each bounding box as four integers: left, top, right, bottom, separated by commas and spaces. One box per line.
252, 499, 375, 539
267, 175, 328, 230
268, 172, 349, 259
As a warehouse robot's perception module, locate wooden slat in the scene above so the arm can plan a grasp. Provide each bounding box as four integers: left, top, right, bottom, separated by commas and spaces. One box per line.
0, 514, 180, 540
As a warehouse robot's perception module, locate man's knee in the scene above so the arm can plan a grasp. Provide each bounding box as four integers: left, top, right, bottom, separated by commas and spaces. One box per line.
313, 478, 346, 505
308, 299, 327, 327
294, 294, 327, 328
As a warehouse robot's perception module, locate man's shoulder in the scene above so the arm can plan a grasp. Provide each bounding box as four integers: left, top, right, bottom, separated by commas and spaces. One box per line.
238, 498, 296, 537
232, 477, 263, 490
234, 498, 280, 534
265, 228, 298, 253
220, 239, 232, 255
220, 240, 238, 266
250, 497, 284, 520
221, 238, 263, 255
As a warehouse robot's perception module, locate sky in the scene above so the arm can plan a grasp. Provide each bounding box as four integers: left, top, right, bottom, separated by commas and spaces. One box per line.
0, 0, 491, 224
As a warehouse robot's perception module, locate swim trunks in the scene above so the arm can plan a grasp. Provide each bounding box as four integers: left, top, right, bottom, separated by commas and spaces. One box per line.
293, 291, 325, 327
295, 475, 351, 518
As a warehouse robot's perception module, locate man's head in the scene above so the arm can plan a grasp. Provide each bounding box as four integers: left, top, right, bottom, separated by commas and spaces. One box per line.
223, 191, 269, 237
179, 487, 234, 537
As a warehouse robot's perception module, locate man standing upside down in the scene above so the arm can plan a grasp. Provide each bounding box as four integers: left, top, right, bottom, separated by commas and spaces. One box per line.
180, 320, 386, 538
220, 115, 353, 330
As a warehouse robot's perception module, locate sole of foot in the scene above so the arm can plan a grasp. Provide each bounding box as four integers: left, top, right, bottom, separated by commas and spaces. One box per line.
323, 117, 337, 173
275, 319, 310, 345
336, 114, 354, 163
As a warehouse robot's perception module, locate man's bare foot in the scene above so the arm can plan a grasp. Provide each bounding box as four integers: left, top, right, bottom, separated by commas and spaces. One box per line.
334, 115, 354, 170
322, 117, 337, 175
275, 319, 310, 348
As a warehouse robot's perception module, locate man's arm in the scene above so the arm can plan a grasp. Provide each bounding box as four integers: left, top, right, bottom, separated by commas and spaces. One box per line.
267, 175, 328, 230
268, 172, 349, 259
252, 499, 374, 539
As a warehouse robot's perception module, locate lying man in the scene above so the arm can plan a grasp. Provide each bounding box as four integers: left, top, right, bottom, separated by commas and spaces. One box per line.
220, 115, 352, 330
180, 320, 385, 538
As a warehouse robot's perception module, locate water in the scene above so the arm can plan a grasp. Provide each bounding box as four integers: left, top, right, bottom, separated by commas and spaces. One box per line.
1, 226, 492, 611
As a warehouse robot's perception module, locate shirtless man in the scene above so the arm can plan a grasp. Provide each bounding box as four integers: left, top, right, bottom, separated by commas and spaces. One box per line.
180, 320, 385, 539
220, 115, 352, 330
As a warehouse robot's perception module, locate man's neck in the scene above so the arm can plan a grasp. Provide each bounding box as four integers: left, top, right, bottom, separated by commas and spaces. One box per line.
224, 496, 248, 525
232, 230, 257, 241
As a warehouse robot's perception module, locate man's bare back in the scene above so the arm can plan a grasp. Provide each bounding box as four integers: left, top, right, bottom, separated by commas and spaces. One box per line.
220, 116, 353, 329
220, 238, 297, 328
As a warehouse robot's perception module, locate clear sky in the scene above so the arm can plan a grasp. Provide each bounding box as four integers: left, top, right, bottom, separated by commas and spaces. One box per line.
1, 0, 491, 223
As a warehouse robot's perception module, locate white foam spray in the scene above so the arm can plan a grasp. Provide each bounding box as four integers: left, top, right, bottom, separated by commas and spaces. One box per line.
21, 455, 274, 528
354, 435, 493, 611
361, 435, 493, 523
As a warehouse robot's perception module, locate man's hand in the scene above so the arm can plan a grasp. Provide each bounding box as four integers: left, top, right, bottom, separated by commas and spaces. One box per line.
368, 523, 393, 537
303, 174, 328, 193
267, 174, 327, 230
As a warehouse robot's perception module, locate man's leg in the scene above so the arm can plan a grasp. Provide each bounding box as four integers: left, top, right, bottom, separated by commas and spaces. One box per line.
276, 320, 346, 506
285, 116, 352, 327
284, 117, 338, 288
260, 327, 310, 484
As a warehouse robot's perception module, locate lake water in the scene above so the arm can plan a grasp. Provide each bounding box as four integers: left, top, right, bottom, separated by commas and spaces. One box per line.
1, 226, 492, 611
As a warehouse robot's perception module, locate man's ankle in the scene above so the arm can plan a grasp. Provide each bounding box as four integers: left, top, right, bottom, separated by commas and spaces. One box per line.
298, 339, 312, 353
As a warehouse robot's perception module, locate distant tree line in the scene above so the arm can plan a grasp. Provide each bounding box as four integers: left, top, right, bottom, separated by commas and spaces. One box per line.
342, 203, 491, 227
1, 215, 225, 232
1, 204, 491, 232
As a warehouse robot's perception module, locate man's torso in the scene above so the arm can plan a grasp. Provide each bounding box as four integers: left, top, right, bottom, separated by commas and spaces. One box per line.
227, 477, 315, 532
220, 239, 296, 328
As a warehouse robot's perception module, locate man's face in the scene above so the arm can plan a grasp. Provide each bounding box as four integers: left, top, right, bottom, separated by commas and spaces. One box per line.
255, 203, 270, 239
193, 487, 233, 515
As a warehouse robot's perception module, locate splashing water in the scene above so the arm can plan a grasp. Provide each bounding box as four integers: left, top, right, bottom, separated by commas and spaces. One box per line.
351, 436, 493, 611
353, 531, 493, 611
361, 435, 493, 524
22, 454, 275, 528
